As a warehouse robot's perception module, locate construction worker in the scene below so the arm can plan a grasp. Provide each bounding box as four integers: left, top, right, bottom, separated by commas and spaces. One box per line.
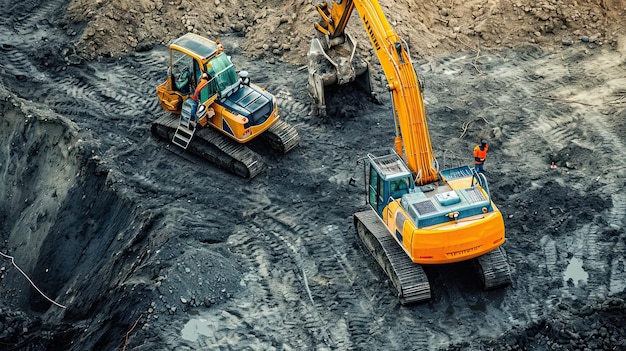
190, 72, 215, 125
192, 72, 210, 102
474, 139, 489, 173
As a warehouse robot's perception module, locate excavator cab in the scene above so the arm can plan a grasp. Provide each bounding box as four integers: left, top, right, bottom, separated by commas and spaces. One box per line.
156, 33, 281, 143
152, 33, 300, 178
157, 34, 221, 113
366, 153, 415, 216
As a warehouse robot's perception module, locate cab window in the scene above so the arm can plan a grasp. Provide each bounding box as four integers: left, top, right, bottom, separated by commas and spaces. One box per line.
390, 177, 410, 199
171, 50, 194, 94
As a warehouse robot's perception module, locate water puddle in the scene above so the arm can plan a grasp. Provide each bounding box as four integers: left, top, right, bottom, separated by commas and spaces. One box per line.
563, 257, 588, 286
180, 316, 212, 342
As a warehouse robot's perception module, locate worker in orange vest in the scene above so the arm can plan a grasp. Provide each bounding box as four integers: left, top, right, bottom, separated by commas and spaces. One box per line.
189, 72, 215, 125
192, 72, 210, 102
474, 139, 489, 173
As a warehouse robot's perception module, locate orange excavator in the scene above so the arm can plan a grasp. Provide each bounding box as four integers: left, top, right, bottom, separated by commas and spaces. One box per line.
153, 33, 299, 178
309, 1, 511, 304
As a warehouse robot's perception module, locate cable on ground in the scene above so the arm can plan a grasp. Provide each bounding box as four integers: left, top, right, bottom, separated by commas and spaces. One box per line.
0, 251, 67, 309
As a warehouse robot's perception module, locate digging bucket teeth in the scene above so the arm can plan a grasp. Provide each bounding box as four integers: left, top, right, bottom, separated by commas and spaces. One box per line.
307, 33, 372, 117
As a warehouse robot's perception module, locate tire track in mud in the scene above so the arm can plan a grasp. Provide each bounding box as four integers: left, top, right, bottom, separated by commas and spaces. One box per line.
8, 0, 66, 36
540, 50, 626, 303
0, 0, 165, 137
424, 46, 625, 338
226, 203, 381, 350
475, 45, 626, 321
0, 0, 73, 82
577, 114, 626, 299
232, 194, 438, 351
0, 44, 44, 89
606, 192, 626, 296
273, 87, 314, 137
0, 46, 160, 133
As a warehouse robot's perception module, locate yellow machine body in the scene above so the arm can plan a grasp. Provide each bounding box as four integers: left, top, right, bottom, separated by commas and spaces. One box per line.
383, 178, 505, 265
156, 33, 279, 144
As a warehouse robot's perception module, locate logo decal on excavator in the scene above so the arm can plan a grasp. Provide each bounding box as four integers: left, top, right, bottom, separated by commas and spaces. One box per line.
447, 245, 482, 257
222, 119, 234, 136
362, 16, 380, 51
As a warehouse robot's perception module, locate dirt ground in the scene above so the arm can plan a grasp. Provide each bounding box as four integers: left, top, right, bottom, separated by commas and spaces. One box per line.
1, 0, 625, 350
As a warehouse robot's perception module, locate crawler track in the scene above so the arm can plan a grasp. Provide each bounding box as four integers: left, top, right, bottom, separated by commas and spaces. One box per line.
151, 112, 266, 178
263, 119, 300, 154
354, 210, 432, 304
476, 246, 512, 289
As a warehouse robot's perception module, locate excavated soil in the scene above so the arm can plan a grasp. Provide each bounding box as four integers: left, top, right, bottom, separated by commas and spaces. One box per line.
1, 1, 625, 350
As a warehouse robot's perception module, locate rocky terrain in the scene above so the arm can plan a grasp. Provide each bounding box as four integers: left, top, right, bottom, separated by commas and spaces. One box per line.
1, 0, 625, 350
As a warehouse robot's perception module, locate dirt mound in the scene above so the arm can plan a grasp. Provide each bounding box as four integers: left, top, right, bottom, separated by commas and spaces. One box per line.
66, 0, 626, 63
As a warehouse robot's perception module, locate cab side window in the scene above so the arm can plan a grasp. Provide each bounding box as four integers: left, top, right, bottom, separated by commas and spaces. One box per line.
172, 50, 194, 94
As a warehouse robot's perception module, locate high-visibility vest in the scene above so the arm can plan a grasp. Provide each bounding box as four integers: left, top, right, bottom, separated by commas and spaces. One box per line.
191, 78, 209, 102
474, 144, 488, 164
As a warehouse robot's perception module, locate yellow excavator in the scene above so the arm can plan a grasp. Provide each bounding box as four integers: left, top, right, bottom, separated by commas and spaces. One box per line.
309, 1, 511, 304
153, 33, 300, 178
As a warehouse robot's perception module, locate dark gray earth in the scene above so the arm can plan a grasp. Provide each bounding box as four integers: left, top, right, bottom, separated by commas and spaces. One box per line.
1, 1, 626, 351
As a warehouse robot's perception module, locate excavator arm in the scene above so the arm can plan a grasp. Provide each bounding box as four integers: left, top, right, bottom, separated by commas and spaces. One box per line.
313, 1, 355, 39
310, 0, 438, 184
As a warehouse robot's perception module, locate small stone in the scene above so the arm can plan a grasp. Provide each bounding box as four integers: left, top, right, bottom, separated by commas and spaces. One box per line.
180, 297, 187, 304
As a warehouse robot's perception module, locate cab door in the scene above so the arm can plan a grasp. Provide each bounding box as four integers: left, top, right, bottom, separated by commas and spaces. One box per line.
170, 49, 199, 95
368, 163, 388, 217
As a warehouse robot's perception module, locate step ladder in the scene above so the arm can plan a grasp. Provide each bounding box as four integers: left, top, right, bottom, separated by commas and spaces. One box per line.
172, 98, 198, 149
172, 120, 197, 149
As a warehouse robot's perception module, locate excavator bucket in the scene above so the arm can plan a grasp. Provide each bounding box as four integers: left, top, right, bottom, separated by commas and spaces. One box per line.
307, 33, 372, 117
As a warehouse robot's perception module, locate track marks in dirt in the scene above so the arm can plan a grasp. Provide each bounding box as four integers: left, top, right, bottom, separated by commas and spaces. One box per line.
233, 198, 448, 350
0, 40, 180, 204
8, 0, 66, 36
421, 44, 626, 346
273, 88, 311, 128
230, 203, 380, 350
539, 48, 626, 303
186, 210, 331, 350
